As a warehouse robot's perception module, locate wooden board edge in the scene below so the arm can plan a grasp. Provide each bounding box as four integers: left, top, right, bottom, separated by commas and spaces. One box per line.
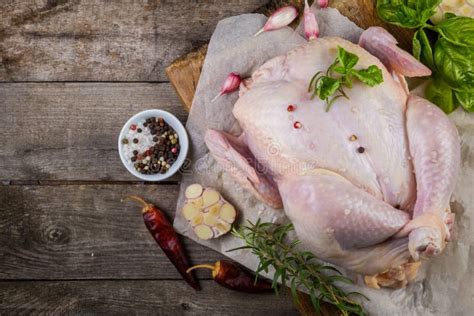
165, 45, 208, 112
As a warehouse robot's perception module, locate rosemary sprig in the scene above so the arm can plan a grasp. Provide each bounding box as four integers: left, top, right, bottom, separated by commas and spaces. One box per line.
308, 46, 383, 112
229, 219, 367, 316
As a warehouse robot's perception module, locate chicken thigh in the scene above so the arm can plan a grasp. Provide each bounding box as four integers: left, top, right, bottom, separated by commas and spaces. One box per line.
204, 27, 460, 284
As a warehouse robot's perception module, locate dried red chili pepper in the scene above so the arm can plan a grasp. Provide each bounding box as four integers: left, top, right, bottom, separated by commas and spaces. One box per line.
124, 195, 200, 290
187, 259, 272, 293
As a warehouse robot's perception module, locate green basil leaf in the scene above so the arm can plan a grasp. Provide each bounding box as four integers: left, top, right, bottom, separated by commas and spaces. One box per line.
337, 46, 359, 70
444, 12, 456, 20
414, 0, 440, 23
414, 28, 436, 70
434, 38, 474, 91
353, 65, 384, 87
434, 16, 474, 47
317, 77, 341, 100
377, 3, 421, 28
376, 0, 441, 28
415, 0, 442, 10
455, 91, 474, 112
332, 65, 346, 74
425, 78, 459, 114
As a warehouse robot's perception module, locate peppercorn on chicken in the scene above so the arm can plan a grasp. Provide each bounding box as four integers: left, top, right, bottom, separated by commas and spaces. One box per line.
204, 27, 460, 288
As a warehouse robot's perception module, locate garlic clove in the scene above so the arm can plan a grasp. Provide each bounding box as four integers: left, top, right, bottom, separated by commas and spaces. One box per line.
191, 213, 204, 226
191, 197, 204, 209
216, 221, 231, 235
319, 0, 329, 8
182, 203, 200, 221
304, 0, 319, 40
208, 203, 222, 216
254, 5, 298, 37
185, 183, 204, 199
220, 204, 237, 223
203, 213, 218, 226
194, 225, 214, 240
203, 189, 220, 207
211, 72, 241, 102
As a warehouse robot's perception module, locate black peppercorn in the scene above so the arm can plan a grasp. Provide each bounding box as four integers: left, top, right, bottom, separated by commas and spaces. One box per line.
131, 116, 180, 175
357, 147, 365, 153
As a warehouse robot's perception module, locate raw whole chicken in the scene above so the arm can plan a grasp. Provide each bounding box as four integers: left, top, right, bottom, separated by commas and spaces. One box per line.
204, 27, 460, 287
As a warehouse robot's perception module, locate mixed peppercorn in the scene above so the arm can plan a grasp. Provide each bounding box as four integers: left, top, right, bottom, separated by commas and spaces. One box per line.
121, 116, 180, 175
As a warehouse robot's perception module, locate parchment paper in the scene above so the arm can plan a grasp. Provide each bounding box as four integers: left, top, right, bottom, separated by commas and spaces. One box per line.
173, 8, 474, 315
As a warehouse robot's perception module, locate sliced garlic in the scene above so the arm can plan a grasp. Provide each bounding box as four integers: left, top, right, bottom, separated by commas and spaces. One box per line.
191, 197, 204, 209
203, 212, 218, 226
183, 184, 238, 240
182, 203, 199, 221
220, 204, 237, 223
216, 221, 231, 234
202, 189, 220, 207
185, 183, 204, 199
208, 203, 222, 216
194, 225, 214, 240
191, 213, 203, 226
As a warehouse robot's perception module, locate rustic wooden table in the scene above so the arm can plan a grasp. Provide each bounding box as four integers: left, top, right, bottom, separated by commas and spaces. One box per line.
0, 1, 299, 314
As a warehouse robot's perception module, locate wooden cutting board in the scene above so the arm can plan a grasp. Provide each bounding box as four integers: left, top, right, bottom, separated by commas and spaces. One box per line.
166, 1, 413, 314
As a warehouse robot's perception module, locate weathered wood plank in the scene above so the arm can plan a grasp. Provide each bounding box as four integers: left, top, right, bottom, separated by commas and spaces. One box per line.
0, 82, 189, 181
0, 280, 298, 315
0, 0, 267, 81
0, 184, 224, 280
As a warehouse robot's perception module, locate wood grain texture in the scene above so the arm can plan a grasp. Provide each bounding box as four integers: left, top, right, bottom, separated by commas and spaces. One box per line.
165, 45, 208, 112
0, 83, 189, 181
0, 280, 298, 315
0, 184, 225, 280
0, 0, 267, 82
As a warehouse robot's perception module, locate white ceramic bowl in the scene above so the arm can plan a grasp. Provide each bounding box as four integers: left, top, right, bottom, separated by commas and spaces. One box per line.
118, 109, 189, 181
